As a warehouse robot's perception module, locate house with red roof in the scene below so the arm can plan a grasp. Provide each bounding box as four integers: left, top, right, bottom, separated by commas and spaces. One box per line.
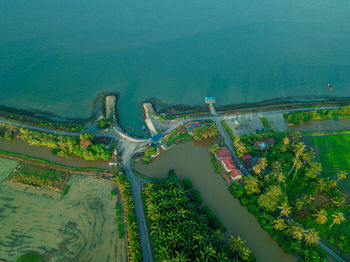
215, 146, 231, 160
222, 157, 236, 172
231, 169, 243, 181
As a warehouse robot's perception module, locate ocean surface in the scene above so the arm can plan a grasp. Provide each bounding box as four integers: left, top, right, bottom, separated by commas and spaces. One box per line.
1, 0, 350, 136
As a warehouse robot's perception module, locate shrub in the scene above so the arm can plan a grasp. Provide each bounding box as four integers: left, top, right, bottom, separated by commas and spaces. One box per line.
182, 178, 192, 190
167, 169, 175, 177
4, 131, 13, 141
191, 189, 203, 206
97, 118, 111, 129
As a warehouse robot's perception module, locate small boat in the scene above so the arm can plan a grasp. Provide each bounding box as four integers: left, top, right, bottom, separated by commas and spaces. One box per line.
328, 84, 334, 91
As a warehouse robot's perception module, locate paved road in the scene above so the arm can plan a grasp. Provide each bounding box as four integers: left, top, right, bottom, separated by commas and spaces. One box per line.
121, 143, 153, 262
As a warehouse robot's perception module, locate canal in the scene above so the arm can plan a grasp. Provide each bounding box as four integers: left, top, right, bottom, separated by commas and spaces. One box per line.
134, 142, 297, 262
0, 139, 109, 168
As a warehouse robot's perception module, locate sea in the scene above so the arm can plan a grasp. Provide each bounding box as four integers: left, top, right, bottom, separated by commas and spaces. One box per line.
1, 0, 350, 136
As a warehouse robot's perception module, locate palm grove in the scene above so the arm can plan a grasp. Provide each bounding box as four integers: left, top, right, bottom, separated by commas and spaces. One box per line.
230, 131, 348, 261
143, 179, 255, 261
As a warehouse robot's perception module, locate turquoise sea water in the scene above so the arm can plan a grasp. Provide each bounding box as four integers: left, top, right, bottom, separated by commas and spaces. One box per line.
1, 0, 350, 136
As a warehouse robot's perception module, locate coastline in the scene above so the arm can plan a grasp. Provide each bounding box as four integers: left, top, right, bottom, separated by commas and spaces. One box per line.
1, 93, 350, 138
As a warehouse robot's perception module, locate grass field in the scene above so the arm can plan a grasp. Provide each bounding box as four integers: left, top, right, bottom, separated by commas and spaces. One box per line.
0, 157, 18, 184
303, 134, 350, 194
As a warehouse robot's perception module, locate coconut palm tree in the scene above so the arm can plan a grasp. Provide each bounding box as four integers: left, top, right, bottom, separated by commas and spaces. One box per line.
304, 228, 320, 246
283, 137, 290, 146
228, 235, 245, 254
209, 144, 220, 154
243, 176, 260, 194
291, 132, 302, 145
272, 161, 281, 171
240, 246, 252, 261
337, 170, 347, 181
330, 212, 345, 227
252, 164, 262, 176
259, 157, 268, 170
173, 250, 190, 262
294, 142, 306, 157
313, 209, 328, 225
291, 225, 304, 240
273, 218, 286, 231
278, 202, 292, 217
237, 144, 248, 157
292, 158, 303, 181
276, 172, 286, 183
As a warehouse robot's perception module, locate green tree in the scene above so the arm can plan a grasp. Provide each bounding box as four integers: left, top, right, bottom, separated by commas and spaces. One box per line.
97, 118, 111, 129
278, 202, 292, 217
273, 218, 286, 231
330, 212, 345, 227
257, 185, 282, 211
4, 131, 13, 141
209, 144, 220, 154
313, 209, 328, 225
291, 225, 304, 241
304, 228, 320, 246
243, 176, 260, 194
336, 170, 347, 181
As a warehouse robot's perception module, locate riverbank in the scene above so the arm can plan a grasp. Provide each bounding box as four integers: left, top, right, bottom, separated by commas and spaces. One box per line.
134, 142, 297, 262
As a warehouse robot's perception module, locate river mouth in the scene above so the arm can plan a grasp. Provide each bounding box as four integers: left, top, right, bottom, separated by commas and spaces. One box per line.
134, 142, 297, 262
0, 171, 126, 261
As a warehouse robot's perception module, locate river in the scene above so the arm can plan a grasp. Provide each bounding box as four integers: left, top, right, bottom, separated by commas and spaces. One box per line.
134, 142, 297, 261
1, 0, 350, 136
0, 168, 126, 261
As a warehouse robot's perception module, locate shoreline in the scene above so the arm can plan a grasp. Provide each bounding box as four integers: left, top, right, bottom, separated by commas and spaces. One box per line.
0, 93, 350, 138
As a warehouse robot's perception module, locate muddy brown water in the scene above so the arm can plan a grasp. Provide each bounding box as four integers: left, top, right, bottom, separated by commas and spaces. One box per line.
134, 142, 297, 262
0, 173, 126, 262
0, 139, 109, 168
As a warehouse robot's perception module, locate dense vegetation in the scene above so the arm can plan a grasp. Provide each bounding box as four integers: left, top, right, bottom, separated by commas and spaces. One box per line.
8, 164, 67, 191
163, 121, 219, 147
221, 120, 235, 140
231, 131, 349, 260
112, 172, 142, 261
143, 179, 255, 261
259, 117, 273, 132
192, 122, 219, 140
162, 125, 192, 146
97, 118, 111, 129
17, 129, 111, 161
0, 112, 84, 132
143, 145, 157, 163
284, 105, 350, 125
114, 201, 125, 239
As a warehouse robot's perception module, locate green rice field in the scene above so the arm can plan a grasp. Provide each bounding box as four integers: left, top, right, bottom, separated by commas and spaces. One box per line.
0, 157, 18, 184
303, 134, 350, 194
